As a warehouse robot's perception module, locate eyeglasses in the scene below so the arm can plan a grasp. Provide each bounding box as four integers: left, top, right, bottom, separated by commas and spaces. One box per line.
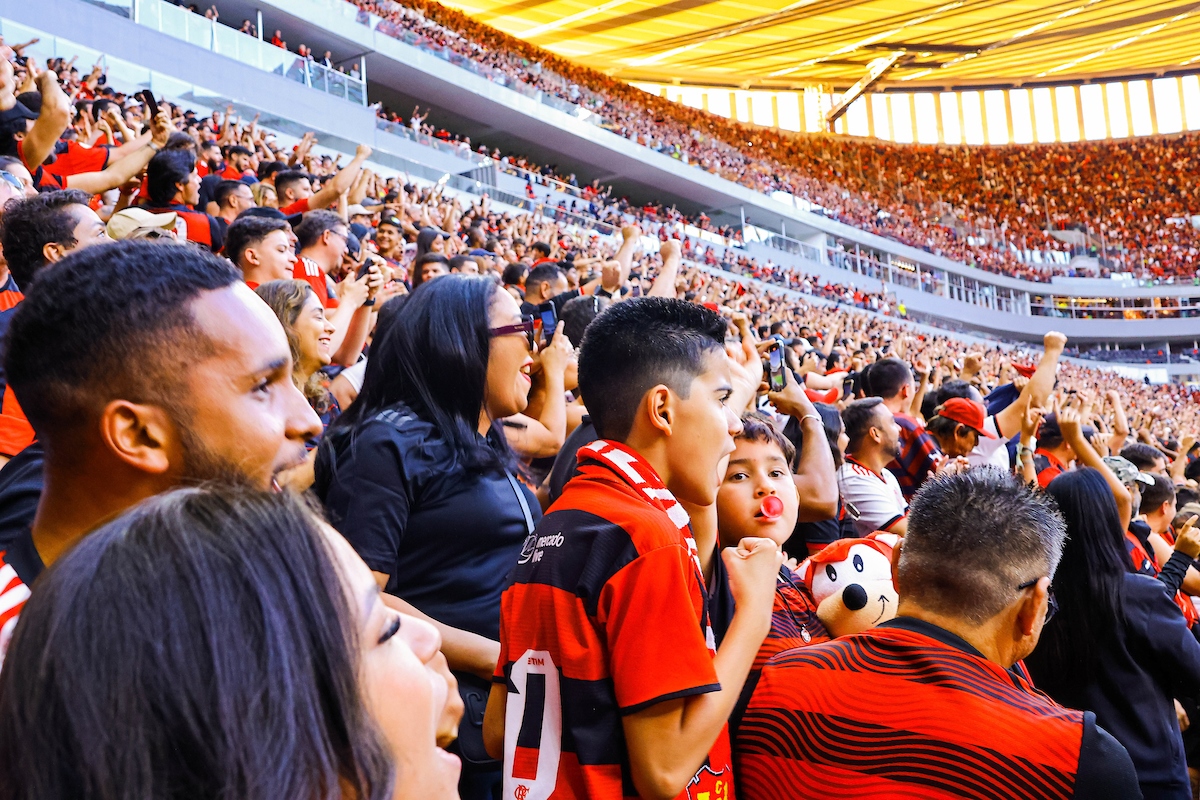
489, 316, 537, 352
1017, 578, 1058, 622
0, 172, 22, 193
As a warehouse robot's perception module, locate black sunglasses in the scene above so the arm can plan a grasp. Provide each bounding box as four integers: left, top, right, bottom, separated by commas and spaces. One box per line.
488, 315, 537, 352
1017, 578, 1058, 622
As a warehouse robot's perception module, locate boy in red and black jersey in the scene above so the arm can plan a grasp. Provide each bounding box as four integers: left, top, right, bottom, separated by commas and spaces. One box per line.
484, 298, 781, 800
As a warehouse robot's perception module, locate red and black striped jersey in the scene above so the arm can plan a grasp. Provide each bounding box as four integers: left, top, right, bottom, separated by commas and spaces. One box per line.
736, 618, 1087, 800
495, 441, 733, 800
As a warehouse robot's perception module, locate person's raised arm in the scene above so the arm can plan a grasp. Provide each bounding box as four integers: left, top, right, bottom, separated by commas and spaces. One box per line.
21, 66, 71, 172
1172, 433, 1196, 485
614, 223, 640, 284
767, 368, 838, 521
909, 355, 931, 422
1018, 401, 1044, 486
994, 330, 1066, 439
1060, 403, 1132, 530
1107, 389, 1131, 455
506, 323, 572, 459
648, 239, 681, 297
305, 144, 372, 211
65, 110, 171, 196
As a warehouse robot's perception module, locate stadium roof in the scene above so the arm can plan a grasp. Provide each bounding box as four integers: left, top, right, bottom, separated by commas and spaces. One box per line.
444, 0, 1200, 91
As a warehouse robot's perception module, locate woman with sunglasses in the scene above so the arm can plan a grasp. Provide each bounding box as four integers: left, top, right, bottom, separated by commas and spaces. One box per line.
1026, 467, 1200, 800
315, 274, 539, 800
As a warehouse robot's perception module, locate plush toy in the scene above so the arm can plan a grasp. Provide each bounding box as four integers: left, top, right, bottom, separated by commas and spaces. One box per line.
800, 534, 899, 637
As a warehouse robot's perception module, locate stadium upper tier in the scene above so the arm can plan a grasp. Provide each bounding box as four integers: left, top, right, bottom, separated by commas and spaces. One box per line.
15, 0, 1200, 347
172, 0, 1200, 287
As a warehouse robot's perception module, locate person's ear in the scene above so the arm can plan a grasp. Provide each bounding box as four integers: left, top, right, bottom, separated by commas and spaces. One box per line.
243, 246, 261, 267
889, 537, 904, 595
646, 385, 673, 436
1016, 576, 1051, 638
42, 241, 69, 264
98, 400, 177, 476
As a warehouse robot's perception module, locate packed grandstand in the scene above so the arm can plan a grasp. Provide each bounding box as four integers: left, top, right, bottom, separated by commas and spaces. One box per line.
4, 0, 1200, 798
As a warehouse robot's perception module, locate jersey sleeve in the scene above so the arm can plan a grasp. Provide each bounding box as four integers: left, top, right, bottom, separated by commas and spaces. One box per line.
1072, 712, 1141, 800
841, 469, 905, 534
599, 543, 720, 714
320, 429, 411, 580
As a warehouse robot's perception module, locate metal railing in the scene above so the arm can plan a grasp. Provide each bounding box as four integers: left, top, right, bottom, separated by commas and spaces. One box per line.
375, 119, 491, 165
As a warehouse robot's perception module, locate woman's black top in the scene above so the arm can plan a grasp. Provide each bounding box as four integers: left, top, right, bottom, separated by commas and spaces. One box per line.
315, 402, 540, 641
1026, 572, 1200, 795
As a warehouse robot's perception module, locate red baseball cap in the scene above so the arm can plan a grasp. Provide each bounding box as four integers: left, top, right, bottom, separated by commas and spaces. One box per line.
936, 397, 996, 438
1012, 362, 1037, 378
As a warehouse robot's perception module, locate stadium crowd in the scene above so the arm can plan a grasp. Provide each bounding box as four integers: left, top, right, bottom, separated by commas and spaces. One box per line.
7, 31, 1200, 800
352, 0, 1200, 284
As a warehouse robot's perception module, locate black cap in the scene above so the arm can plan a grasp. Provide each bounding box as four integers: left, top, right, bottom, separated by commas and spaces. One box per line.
237, 205, 302, 228
0, 101, 39, 128
14, 93, 41, 116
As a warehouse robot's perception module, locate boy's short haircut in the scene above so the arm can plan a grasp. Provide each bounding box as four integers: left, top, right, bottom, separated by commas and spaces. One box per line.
578, 297, 726, 442
737, 411, 796, 463
842, 397, 885, 451
225, 216, 289, 266
1140, 474, 1176, 512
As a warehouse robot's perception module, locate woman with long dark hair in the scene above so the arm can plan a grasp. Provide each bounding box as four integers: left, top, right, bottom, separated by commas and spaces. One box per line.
315, 274, 539, 800
1026, 468, 1200, 800
0, 487, 462, 800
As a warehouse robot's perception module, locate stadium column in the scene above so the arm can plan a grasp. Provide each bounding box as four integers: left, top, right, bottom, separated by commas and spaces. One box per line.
1027, 90, 1037, 140
729, 92, 738, 122
866, 93, 876, 139
772, 95, 780, 129
886, 96, 895, 143
1050, 88, 1061, 141
908, 93, 918, 142
980, 93, 989, 144
1124, 86, 1135, 137
1148, 81, 1159, 134
1179, 78, 1188, 131
1075, 86, 1085, 140
1102, 84, 1112, 139
958, 94, 967, 145
1004, 90, 1014, 143
933, 92, 943, 143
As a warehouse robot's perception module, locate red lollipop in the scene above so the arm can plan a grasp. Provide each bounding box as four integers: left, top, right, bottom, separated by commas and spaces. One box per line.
760, 495, 784, 520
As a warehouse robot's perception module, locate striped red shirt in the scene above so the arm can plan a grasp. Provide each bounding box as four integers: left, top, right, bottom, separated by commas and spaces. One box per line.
737, 618, 1086, 800
0, 557, 29, 667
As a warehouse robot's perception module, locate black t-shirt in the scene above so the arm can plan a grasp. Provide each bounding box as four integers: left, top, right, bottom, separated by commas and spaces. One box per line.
547, 417, 597, 504
0, 442, 42, 552
520, 288, 581, 318
0, 305, 16, 395
314, 403, 539, 641
197, 173, 223, 211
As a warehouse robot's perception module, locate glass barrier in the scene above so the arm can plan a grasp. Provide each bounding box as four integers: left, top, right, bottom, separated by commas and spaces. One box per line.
126, 0, 366, 105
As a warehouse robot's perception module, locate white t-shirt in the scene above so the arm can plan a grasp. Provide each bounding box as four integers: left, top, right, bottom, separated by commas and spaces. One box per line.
838, 459, 908, 535
340, 359, 368, 393
968, 415, 1012, 471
